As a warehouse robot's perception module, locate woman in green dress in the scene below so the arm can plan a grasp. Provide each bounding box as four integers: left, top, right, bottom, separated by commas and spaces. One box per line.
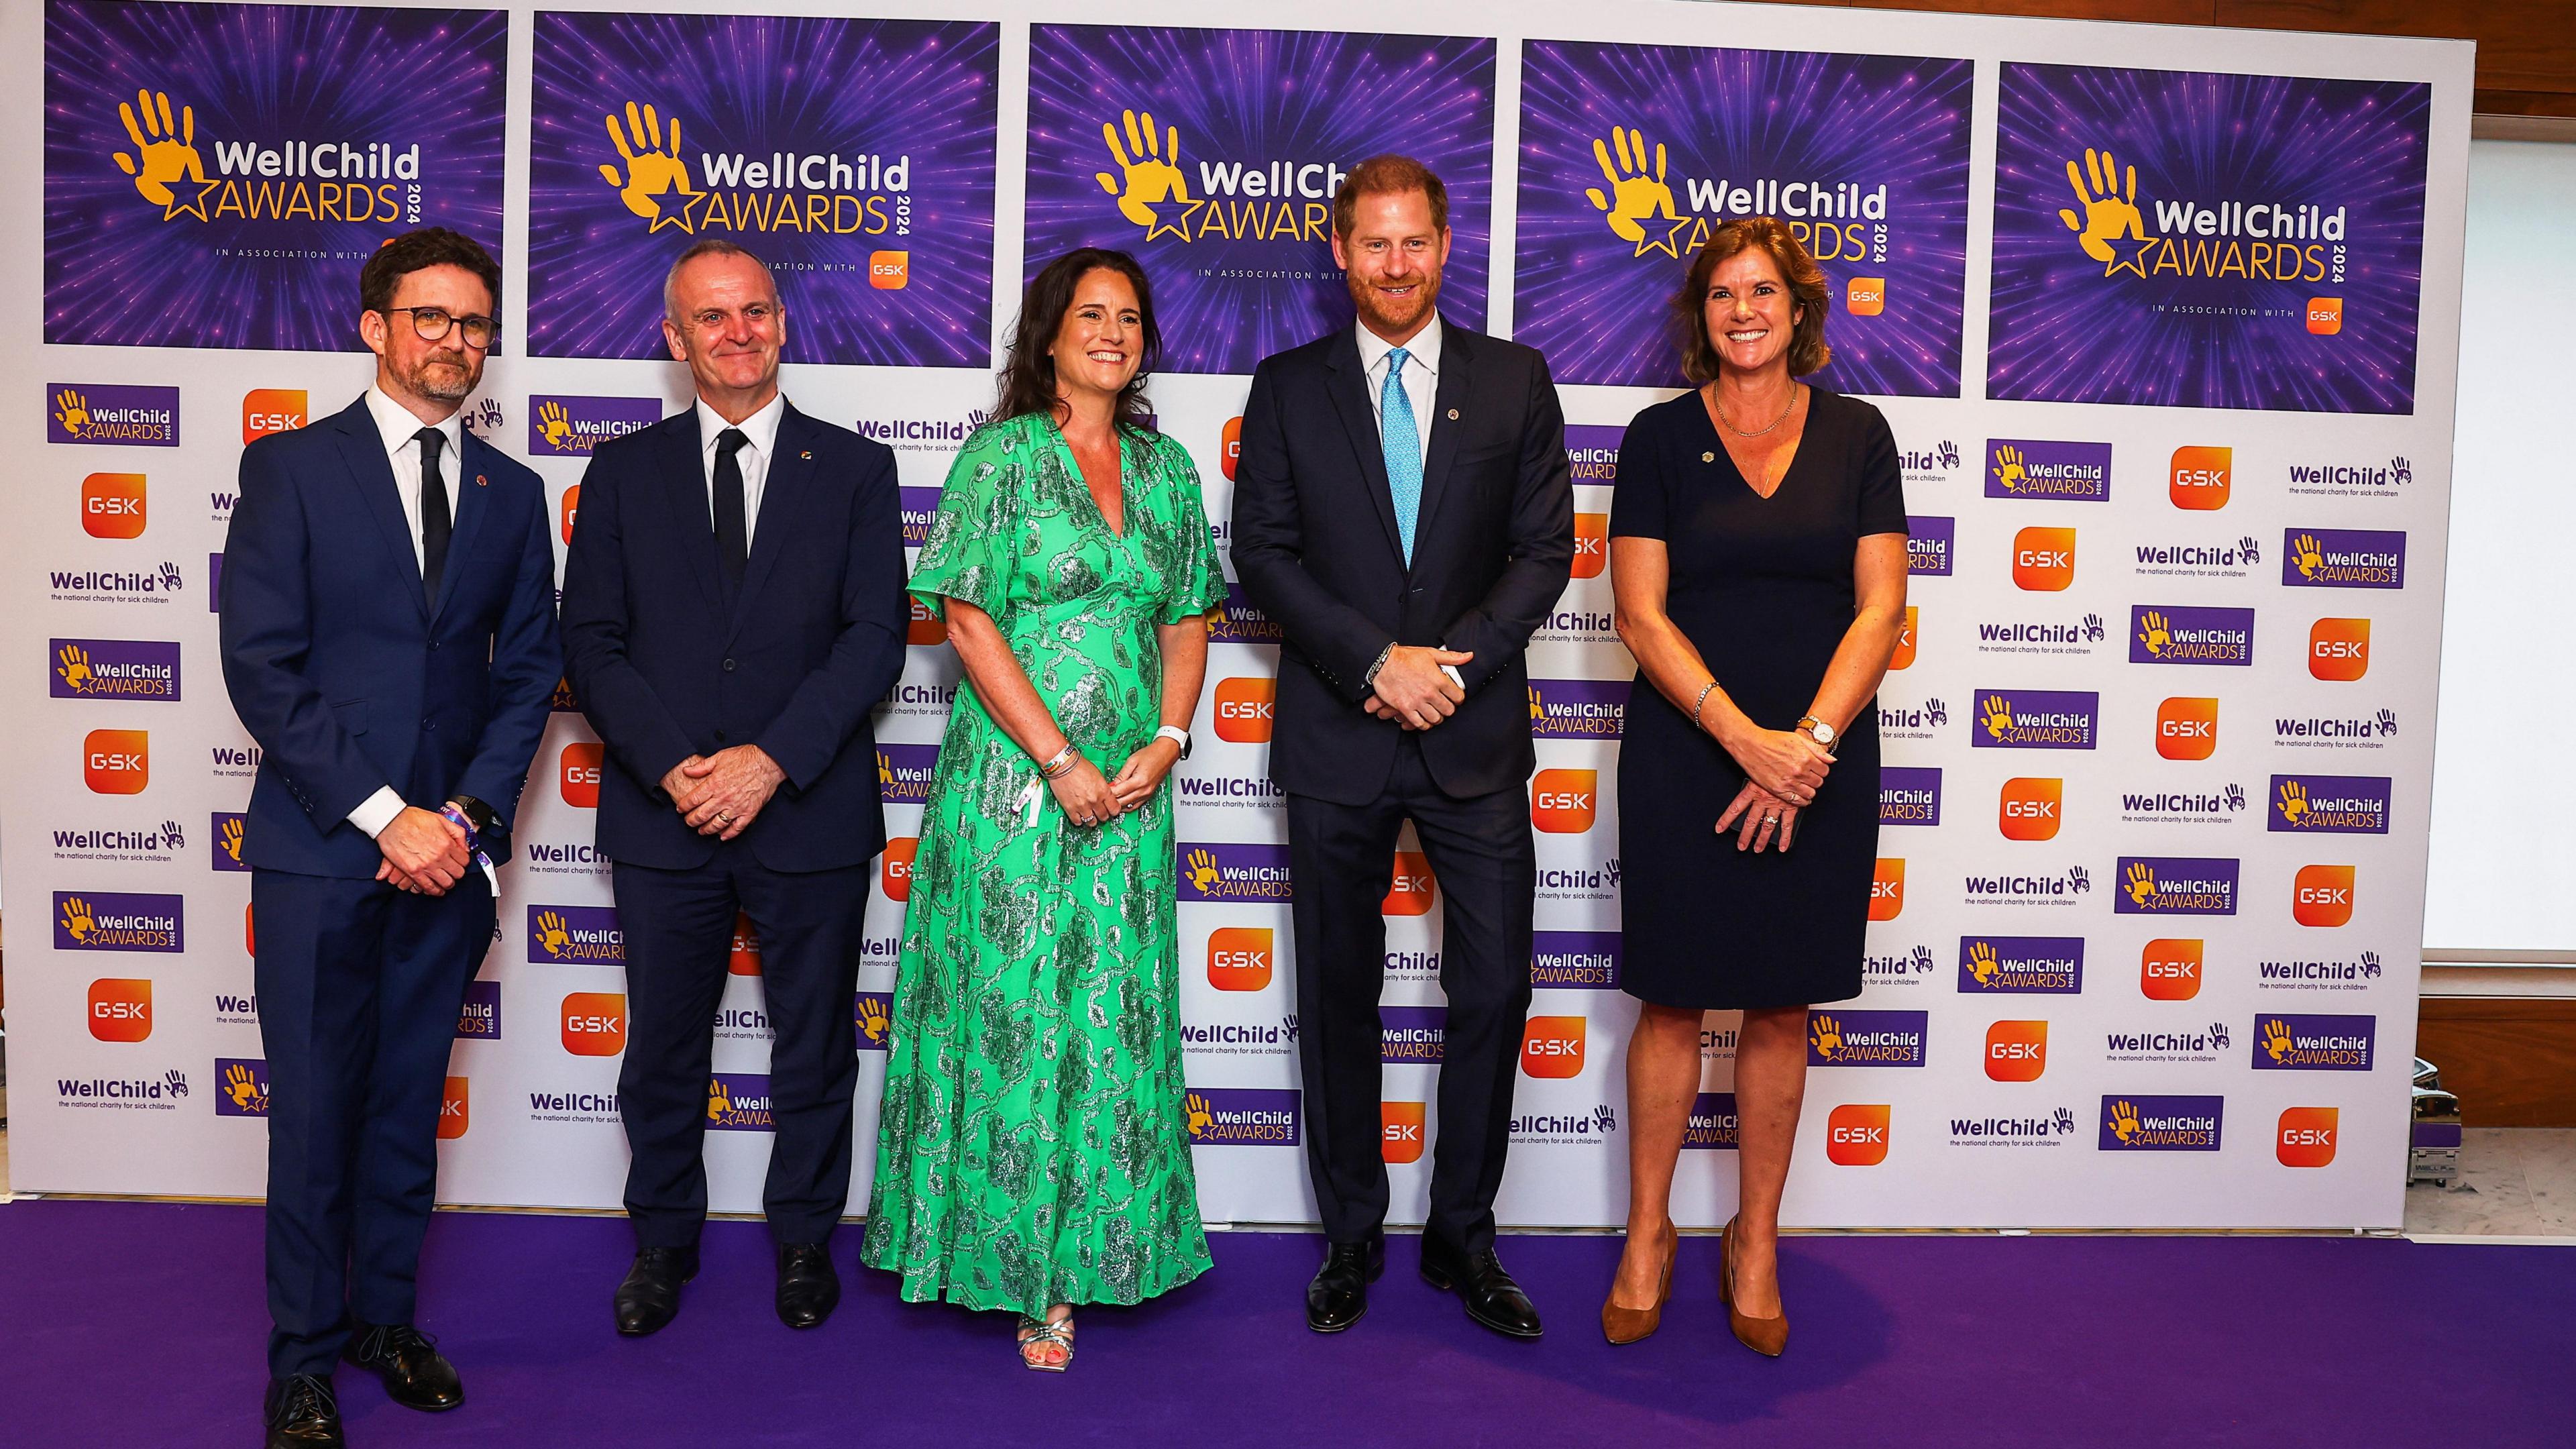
861, 248, 1224, 1370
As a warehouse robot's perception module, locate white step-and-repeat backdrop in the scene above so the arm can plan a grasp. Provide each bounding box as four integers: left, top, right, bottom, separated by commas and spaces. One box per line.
2, 0, 2470, 1229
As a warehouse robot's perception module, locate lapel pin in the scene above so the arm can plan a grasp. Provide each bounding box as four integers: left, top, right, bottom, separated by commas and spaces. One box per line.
476, 474, 488, 486
1703, 451, 1717, 463
800, 449, 812, 460
1447, 409, 1460, 421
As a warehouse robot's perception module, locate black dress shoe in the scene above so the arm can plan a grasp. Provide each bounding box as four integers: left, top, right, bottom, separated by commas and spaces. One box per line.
1419, 1234, 1544, 1339
775, 1242, 841, 1330
263, 1373, 343, 1448
1305, 1230, 1385, 1333
343, 1322, 463, 1411
614, 1245, 700, 1337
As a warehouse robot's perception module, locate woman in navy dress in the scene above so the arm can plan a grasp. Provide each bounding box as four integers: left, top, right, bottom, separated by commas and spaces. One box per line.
1600, 219, 1909, 1352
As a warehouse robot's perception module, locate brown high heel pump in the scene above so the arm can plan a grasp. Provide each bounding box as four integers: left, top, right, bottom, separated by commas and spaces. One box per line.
1601, 1219, 1677, 1345
1719, 1216, 1788, 1356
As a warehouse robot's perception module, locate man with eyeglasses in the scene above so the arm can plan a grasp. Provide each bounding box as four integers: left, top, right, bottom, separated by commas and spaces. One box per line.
220, 227, 559, 1448
561, 239, 905, 1340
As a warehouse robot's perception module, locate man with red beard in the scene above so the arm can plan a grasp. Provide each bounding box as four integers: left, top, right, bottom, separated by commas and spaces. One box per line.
1232, 156, 1574, 1339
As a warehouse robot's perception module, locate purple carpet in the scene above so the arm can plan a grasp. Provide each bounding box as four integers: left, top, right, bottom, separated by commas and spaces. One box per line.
1, 1200, 2567, 1446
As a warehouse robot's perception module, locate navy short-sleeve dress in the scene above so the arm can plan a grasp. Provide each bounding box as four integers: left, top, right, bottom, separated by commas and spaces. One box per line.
1609, 387, 1907, 1010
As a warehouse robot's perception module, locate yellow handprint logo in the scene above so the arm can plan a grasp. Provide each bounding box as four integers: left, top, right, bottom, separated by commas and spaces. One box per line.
1585, 125, 1685, 258
597, 102, 701, 233
220, 815, 246, 864
1528, 686, 1542, 721
1992, 443, 2027, 492
61, 896, 97, 944
2263, 1018, 2296, 1063
113, 89, 209, 219
2109, 1099, 2142, 1144
2058, 146, 2146, 268
1968, 940, 2000, 986
1185, 849, 1220, 896
1185, 1091, 1214, 1140
1095, 109, 1191, 240
1982, 694, 2015, 742
225, 1063, 268, 1113
57, 643, 95, 693
1809, 1014, 1844, 1061
856, 996, 891, 1049
2292, 533, 2324, 581
535, 910, 572, 959
2124, 861, 2157, 906
538, 400, 574, 451
55, 388, 91, 439
2277, 780, 2310, 824
708, 1078, 734, 1123
2137, 610, 2171, 657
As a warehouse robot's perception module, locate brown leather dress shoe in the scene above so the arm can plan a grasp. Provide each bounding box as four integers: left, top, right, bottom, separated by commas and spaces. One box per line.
1601, 1220, 1676, 1345
1719, 1216, 1788, 1356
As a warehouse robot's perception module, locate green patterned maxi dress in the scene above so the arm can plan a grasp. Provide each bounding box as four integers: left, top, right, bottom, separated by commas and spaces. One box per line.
861, 413, 1224, 1314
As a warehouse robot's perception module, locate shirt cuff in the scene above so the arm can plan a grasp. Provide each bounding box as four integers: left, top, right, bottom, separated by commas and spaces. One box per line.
347, 786, 405, 839
1440, 663, 1465, 691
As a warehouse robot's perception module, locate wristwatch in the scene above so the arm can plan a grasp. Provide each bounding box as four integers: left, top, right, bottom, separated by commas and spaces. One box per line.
1157, 724, 1193, 760
1795, 715, 1838, 755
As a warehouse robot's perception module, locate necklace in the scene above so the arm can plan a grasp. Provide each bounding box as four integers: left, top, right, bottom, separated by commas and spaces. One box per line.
1711, 383, 1799, 438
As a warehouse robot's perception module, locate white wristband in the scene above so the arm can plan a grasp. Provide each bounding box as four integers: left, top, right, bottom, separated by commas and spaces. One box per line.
1156, 725, 1191, 757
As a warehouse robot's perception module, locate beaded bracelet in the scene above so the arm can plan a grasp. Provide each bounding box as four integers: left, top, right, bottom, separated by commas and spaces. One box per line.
1038, 741, 1082, 779
1690, 680, 1719, 733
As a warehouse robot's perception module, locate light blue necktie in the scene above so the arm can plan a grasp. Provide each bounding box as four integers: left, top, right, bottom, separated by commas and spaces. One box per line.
1381, 347, 1422, 564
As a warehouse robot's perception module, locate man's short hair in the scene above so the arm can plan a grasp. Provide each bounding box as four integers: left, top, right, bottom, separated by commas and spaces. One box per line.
663, 239, 777, 322
1332, 155, 1450, 239
359, 227, 500, 315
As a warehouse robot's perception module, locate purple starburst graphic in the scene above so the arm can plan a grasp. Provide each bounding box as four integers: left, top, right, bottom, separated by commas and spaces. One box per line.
527, 13, 996, 366
1988, 64, 2428, 413
43, 1, 507, 352
1024, 25, 1494, 376
1513, 42, 1972, 396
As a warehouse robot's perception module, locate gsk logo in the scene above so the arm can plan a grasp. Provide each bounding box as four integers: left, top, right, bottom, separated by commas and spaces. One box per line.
1571, 513, 1608, 580
729, 912, 761, 976
868, 250, 908, 289
242, 388, 307, 444
1846, 276, 1886, 316
1519, 1016, 1586, 1078
559, 484, 580, 544
2169, 446, 2231, 510
1888, 606, 1919, 670
2308, 619, 2370, 681
559, 741, 603, 807
1531, 769, 1597, 833
1998, 777, 2061, 841
1870, 859, 1904, 920
1381, 1101, 1427, 1165
2277, 1106, 2338, 1167
1220, 417, 1242, 482
2141, 938, 2204, 1000
1207, 926, 1273, 991
89, 977, 153, 1042
2156, 697, 2218, 761
2306, 297, 2343, 335
1213, 676, 1275, 743
1826, 1103, 1890, 1165
85, 728, 150, 794
881, 837, 917, 903
83, 474, 148, 538
561, 991, 627, 1057
907, 598, 948, 647
1985, 1020, 2047, 1081
437, 1077, 470, 1139
2293, 865, 2355, 928
1382, 852, 1434, 916
2011, 526, 2076, 591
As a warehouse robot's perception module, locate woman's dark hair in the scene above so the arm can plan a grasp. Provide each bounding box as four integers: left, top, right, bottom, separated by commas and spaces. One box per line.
1670, 217, 1833, 383
998, 248, 1162, 431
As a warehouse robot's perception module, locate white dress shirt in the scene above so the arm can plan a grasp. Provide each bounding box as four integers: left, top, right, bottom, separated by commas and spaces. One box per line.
696, 391, 786, 547
348, 386, 468, 840
1354, 313, 1441, 471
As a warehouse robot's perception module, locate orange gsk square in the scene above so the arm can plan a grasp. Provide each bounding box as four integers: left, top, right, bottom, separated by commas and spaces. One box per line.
2156, 697, 2218, 761
907, 598, 947, 647
559, 484, 581, 545
2010, 527, 2076, 591
1520, 1016, 1586, 1078
880, 838, 917, 903
2141, 938, 2204, 1000
89, 977, 153, 1042
1984, 1020, 2047, 1081
1888, 606, 1919, 670
1381, 1102, 1428, 1164
2169, 447, 2231, 510
2309, 619, 2369, 681
559, 741, 603, 807
1845, 276, 1886, 317
867, 251, 909, 289
1869, 859, 1904, 921
1213, 676, 1275, 743
242, 388, 307, 445
2294, 865, 2355, 927
2306, 298, 2343, 335
1383, 852, 1435, 916
437, 1077, 470, 1139
728, 911, 762, 976
1531, 769, 1597, 833
1571, 513, 1609, 580
1827, 1103, 1890, 1165
1207, 926, 1273, 991
561, 991, 627, 1057
1998, 777, 2062, 841
1221, 417, 1243, 482
83, 473, 148, 538
85, 728, 149, 794
2277, 1107, 2339, 1167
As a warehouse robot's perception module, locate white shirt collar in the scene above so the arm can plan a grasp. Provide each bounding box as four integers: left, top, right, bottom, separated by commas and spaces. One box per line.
1356, 313, 1443, 380
695, 391, 788, 460
362, 383, 464, 467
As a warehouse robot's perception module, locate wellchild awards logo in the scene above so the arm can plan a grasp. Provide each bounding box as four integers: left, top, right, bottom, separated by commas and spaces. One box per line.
529, 396, 660, 459
2100, 1095, 2223, 1151
2282, 529, 2406, 589
1986, 440, 2110, 501
56, 891, 184, 952
48, 384, 178, 446
2269, 775, 2392, 835
2131, 606, 2254, 665
2115, 857, 2239, 916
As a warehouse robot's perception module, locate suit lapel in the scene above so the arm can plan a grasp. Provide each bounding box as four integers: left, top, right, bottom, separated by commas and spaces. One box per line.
1322, 330, 1406, 567
432, 427, 499, 622
727, 402, 815, 643
657, 408, 727, 617
327, 397, 429, 622
1412, 323, 1474, 572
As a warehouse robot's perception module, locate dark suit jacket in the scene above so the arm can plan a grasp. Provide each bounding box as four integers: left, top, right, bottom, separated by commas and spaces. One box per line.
559, 400, 906, 872
219, 396, 561, 877
1232, 319, 1575, 805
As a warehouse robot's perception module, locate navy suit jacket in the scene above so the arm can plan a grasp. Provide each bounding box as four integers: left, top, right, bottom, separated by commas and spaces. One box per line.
219, 396, 562, 877
1232, 321, 1575, 805
559, 400, 906, 873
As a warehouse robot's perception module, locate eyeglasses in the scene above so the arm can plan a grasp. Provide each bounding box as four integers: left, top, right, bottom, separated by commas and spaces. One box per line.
384, 306, 500, 350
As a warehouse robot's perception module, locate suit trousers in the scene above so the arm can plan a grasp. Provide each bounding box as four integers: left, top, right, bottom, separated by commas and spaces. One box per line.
614, 840, 870, 1247
254, 867, 494, 1377
1286, 735, 1536, 1252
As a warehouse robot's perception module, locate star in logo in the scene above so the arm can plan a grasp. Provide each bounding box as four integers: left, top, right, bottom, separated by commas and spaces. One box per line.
2105, 233, 2158, 280
1634, 213, 1697, 261
164, 179, 219, 223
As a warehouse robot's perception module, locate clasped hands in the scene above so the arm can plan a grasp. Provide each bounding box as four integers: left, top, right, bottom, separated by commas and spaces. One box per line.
662, 744, 787, 841
1713, 727, 1833, 854
378, 806, 471, 895
1362, 645, 1474, 730
1046, 736, 1182, 828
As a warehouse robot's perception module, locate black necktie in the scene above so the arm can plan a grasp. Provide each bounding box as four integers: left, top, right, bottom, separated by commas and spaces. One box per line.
713, 427, 750, 592
416, 427, 451, 607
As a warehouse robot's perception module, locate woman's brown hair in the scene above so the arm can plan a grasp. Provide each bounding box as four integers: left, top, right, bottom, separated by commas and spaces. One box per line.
1670, 217, 1833, 383
998, 248, 1163, 432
